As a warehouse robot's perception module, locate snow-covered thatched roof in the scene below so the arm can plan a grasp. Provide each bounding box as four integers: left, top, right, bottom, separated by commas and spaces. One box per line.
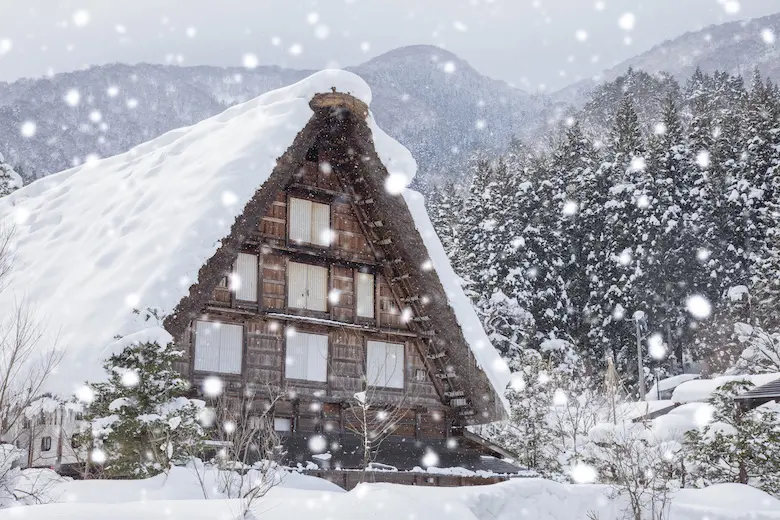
0, 70, 509, 412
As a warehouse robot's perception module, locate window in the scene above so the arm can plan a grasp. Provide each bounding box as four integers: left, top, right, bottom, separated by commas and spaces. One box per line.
285, 331, 328, 382
366, 341, 405, 389
233, 253, 258, 302
40, 436, 51, 452
22, 418, 31, 430
194, 321, 244, 374
289, 197, 331, 246
71, 434, 81, 449
274, 417, 292, 432
415, 368, 428, 382
75, 412, 84, 421
356, 272, 375, 318
38, 412, 46, 426
287, 262, 328, 312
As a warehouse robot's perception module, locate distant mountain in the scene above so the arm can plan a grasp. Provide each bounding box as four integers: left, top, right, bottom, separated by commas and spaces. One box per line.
0, 45, 547, 183
556, 11, 780, 105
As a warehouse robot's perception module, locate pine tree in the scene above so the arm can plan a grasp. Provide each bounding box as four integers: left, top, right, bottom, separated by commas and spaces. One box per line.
0, 153, 22, 197
685, 380, 780, 494
426, 179, 462, 260
79, 339, 207, 478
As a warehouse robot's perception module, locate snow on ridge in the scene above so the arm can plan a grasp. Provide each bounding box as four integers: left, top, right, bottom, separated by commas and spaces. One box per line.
0, 70, 415, 398
403, 189, 511, 410
671, 373, 780, 404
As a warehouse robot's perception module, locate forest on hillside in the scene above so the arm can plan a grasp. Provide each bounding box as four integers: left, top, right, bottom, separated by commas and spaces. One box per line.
425, 68, 780, 393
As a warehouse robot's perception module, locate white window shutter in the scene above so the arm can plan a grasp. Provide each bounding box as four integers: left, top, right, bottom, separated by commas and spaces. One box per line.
356, 272, 375, 318
366, 341, 386, 387
194, 321, 220, 372
273, 417, 292, 432
218, 323, 243, 374
288, 262, 308, 309
289, 198, 312, 244
235, 253, 258, 302
194, 321, 242, 374
306, 265, 328, 312
311, 202, 331, 247
285, 331, 308, 380
384, 342, 405, 389
306, 333, 329, 382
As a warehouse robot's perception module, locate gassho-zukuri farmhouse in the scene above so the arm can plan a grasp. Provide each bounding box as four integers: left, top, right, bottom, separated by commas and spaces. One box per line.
0, 70, 519, 488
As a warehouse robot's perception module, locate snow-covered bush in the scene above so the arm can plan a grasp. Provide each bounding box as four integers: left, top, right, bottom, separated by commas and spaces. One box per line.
586, 422, 682, 520
0, 444, 21, 508
730, 323, 780, 374
78, 340, 207, 478
0, 153, 22, 197
685, 380, 780, 495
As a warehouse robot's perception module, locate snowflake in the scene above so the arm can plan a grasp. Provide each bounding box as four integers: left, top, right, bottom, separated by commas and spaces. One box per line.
637, 194, 650, 208
453, 21, 468, 32
421, 449, 439, 467
562, 200, 579, 216
719, 0, 740, 15
575, 30, 589, 42
115, 25, 127, 34
107, 85, 119, 97
648, 333, 666, 360
694, 404, 714, 427
306, 12, 320, 25
121, 370, 140, 388
630, 156, 646, 172
328, 289, 341, 304
202, 376, 223, 397
91, 448, 107, 464
72, 9, 91, 28
618, 249, 632, 266
271, 36, 281, 46
223, 420, 236, 434
696, 150, 711, 168
289, 44, 303, 56
421, 259, 433, 271
696, 248, 710, 261
0, 39, 11, 55
125, 293, 140, 307
553, 389, 568, 406
761, 28, 776, 45
20, 121, 36, 138
309, 435, 327, 453
126, 98, 139, 109
242, 53, 259, 69
475, 119, 487, 130
314, 25, 330, 39
64, 89, 81, 107
198, 408, 216, 427
653, 122, 667, 135
384, 172, 408, 195
443, 61, 456, 73
186, 27, 197, 38
221, 190, 238, 206
686, 294, 712, 319
360, 42, 371, 53
618, 13, 635, 31
89, 110, 102, 123
76, 385, 95, 404
594, 1, 606, 10
570, 462, 597, 483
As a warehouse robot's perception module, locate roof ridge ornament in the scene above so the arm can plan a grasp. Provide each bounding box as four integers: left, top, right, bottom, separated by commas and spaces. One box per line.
310, 90, 369, 118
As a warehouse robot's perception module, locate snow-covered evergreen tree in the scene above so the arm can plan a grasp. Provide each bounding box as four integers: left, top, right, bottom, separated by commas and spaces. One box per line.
79, 339, 207, 478
0, 153, 22, 197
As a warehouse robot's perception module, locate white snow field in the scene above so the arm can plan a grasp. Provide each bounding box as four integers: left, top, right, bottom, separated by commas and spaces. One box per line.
0, 69, 509, 400
4, 467, 780, 520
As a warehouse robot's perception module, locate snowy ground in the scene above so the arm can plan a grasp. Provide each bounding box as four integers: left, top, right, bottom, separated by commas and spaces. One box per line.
3, 467, 780, 520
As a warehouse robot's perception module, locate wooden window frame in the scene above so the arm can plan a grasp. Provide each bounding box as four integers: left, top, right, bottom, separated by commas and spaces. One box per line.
192, 320, 246, 376
284, 329, 329, 384
365, 339, 406, 391
40, 436, 52, 452
287, 194, 332, 249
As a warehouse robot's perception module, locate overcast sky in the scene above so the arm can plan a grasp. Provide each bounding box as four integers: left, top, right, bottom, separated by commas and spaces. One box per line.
1, 0, 778, 92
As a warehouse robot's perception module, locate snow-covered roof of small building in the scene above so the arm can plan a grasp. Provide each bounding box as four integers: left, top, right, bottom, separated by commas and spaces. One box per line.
0, 70, 509, 411
671, 373, 780, 404
645, 373, 701, 401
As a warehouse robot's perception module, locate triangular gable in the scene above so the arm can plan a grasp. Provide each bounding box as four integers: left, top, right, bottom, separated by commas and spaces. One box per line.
165, 92, 509, 423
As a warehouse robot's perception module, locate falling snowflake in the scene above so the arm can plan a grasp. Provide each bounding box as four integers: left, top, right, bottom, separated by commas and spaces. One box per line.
242, 53, 259, 69
637, 194, 650, 208
89, 110, 102, 123
443, 61, 456, 73
271, 36, 281, 46
289, 44, 303, 56
575, 30, 589, 42
648, 333, 666, 360
328, 289, 341, 304
570, 463, 597, 483
306, 12, 320, 25
696, 248, 711, 261
121, 370, 140, 388
613, 304, 626, 320
694, 404, 714, 427
126, 98, 139, 109
0, 39, 11, 55
186, 27, 197, 38
107, 85, 119, 97
719, 0, 740, 15
384, 172, 408, 195
594, 1, 606, 10
198, 408, 216, 427
761, 28, 776, 44
64, 89, 81, 107
618, 249, 632, 266
115, 25, 127, 34
630, 156, 646, 172
221, 190, 238, 206
453, 21, 468, 32
475, 119, 487, 130
124, 293, 140, 307
618, 13, 635, 31
202, 376, 223, 397
696, 150, 711, 168
314, 25, 330, 39
421, 259, 433, 271
91, 448, 107, 464
653, 122, 667, 135
223, 420, 237, 434
422, 449, 439, 467
509, 374, 526, 391
20, 121, 36, 138
309, 435, 327, 453
360, 42, 371, 53
562, 200, 579, 216
76, 385, 95, 404
686, 294, 712, 319
553, 389, 568, 406
72, 9, 91, 28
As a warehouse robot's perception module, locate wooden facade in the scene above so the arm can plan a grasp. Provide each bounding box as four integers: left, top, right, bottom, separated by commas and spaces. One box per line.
162, 91, 509, 480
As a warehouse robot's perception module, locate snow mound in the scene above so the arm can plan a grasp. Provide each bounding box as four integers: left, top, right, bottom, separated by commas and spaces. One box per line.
675, 483, 780, 512
0, 70, 419, 397
672, 373, 780, 403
